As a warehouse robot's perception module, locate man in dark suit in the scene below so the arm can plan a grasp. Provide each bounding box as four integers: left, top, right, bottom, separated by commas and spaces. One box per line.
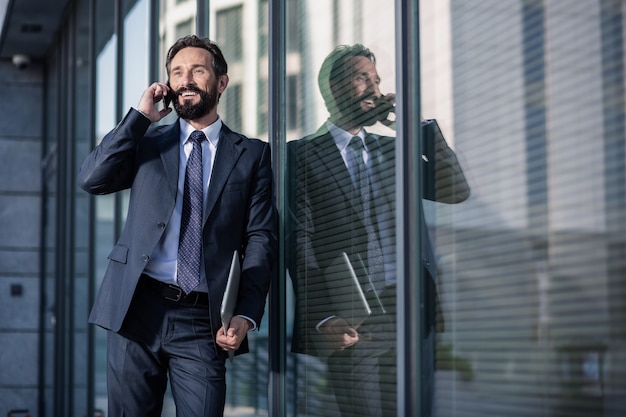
287, 44, 469, 417
78, 36, 278, 417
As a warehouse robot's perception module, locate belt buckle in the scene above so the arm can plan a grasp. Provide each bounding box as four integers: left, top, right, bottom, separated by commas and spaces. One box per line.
165, 284, 183, 302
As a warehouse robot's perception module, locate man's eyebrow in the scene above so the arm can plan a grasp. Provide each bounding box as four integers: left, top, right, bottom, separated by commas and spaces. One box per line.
170, 63, 207, 72
353, 70, 380, 82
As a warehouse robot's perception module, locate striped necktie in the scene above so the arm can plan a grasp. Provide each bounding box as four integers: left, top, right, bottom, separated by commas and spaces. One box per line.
348, 136, 385, 291
177, 130, 205, 294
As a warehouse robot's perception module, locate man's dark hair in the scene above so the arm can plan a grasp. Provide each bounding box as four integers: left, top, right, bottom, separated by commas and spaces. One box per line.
166, 35, 228, 77
318, 44, 376, 114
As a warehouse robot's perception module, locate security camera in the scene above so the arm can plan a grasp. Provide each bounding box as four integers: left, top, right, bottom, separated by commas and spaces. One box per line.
12, 54, 31, 70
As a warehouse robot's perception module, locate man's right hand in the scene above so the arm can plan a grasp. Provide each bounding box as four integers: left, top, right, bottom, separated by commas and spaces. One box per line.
319, 317, 359, 350
136, 82, 173, 122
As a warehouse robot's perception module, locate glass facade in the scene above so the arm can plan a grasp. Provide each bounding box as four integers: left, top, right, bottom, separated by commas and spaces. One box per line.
33, 0, 625, 416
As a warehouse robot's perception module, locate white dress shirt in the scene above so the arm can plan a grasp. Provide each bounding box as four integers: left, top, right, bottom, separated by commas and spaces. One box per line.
143, 118, 221, 292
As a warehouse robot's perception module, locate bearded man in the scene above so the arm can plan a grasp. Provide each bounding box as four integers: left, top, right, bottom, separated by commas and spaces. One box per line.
78, 35, 278, 417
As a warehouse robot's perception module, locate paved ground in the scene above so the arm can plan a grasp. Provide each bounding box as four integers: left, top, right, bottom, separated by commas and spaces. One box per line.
163, 400, 265, 417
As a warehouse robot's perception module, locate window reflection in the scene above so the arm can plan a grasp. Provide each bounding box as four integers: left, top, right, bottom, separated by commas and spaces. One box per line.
42, 39, 59, 417
94, 32, 117, 417
421, 1, 626, 417
284, 3, 406, 417
123, 0, 150, 111
73, 0, 92, 414
216, 6, 243, 62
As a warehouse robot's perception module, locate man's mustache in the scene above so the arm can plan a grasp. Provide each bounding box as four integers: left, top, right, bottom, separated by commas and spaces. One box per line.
356, 92, 378, 102
336, 92, 379, 108
175, 85, 204, 96
354, 93, 394, 114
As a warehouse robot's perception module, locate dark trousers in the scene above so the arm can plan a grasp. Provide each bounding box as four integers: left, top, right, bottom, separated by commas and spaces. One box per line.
328, 337, 396, 417
106, 281, 226, 417
327, 287, 436, 417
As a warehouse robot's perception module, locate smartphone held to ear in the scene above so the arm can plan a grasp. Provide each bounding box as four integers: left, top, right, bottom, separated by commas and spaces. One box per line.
163, 82, 175, 109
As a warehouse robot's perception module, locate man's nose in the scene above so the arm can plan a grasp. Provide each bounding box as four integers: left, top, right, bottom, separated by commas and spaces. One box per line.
367, 79, 381, 97
182, 70, 195, 85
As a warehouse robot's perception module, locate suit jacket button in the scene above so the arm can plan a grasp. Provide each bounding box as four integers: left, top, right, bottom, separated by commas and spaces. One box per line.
157, 222, 166, 229
141, 254, 149, 262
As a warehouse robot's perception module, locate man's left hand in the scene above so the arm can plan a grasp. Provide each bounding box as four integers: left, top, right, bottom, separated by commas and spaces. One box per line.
216, 316, 251, 353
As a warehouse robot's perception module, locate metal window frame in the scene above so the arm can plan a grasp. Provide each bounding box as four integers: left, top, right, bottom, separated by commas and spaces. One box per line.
395, 0, 423, 415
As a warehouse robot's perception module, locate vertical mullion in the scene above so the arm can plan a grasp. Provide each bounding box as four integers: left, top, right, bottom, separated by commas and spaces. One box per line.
196, 0, 210, 37
86, 0, 97, 415
54, 31, 69, 417
395, 0, 422, 415
148, 0, 159, 82
67, 10, 77, 413
114, 0, 124, 240
268, 0, 286, 416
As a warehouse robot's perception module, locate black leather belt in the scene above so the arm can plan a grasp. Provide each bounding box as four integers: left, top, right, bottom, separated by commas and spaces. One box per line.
140, 274, 209, 307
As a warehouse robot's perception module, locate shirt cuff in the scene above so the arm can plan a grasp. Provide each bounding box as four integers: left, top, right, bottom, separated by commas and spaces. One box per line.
236, 315, 257, 331
315, 315, 336, 332
132, 107, 150, 121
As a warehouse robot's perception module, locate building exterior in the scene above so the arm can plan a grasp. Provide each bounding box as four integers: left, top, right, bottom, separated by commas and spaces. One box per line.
0, 0, 624, 416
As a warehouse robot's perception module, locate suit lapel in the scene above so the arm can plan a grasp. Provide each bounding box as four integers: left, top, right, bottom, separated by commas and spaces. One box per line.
366, 133, 395, 207
203, 124, 243, 225
310, 128, 364, 222
156, 122, 181, 199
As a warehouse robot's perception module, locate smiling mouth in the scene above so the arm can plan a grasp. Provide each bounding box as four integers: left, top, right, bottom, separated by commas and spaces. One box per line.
362, 98, 376, 108
359, 93, 379, 108
360, 96, 380, 110
181, 91, 198, 99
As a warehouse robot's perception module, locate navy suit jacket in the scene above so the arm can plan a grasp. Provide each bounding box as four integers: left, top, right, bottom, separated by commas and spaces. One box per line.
287, 120, 469, 355
78, 108, 278, 355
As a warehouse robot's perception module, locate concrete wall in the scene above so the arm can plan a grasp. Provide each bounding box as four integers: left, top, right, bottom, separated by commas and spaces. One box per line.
0, 57, 43, 416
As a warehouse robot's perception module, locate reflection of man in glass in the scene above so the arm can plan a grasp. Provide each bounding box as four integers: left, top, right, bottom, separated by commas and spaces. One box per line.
288, 44, 470, 417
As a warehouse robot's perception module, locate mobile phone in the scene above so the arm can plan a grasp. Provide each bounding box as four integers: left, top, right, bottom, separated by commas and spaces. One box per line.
163, 81, 175, 109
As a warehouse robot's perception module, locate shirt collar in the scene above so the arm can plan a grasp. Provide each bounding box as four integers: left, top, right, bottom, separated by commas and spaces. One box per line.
326, 119, 365, 152
179, 117, 222, 148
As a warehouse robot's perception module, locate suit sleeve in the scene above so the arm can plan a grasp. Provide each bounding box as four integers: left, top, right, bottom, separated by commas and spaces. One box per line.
235, 142, 279, 326
287, 140, 336, 331
422, 119, 470, 204
78, 108, 152, 195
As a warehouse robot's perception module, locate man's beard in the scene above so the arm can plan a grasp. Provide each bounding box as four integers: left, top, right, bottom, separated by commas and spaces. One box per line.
336, 93, 389, 127
173, 85, 219, 120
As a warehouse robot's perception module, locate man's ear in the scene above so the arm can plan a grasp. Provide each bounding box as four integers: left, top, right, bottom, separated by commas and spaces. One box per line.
218, 74, 229, 94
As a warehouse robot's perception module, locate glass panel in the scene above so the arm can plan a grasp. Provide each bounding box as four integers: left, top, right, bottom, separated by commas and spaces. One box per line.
93, 0, 117, 413
216, 6, 243, 62
421, 0, 626, 416
176, 18, 194, 39
157, 0, 197, 126
209, 2, 269, 416
42, 39, 59, 417
284, 1, 398, 417
119, 0, 150, 223
73, 1, 92, 415
257, 0, 268, 136
214, 4, 248, 136
123, 0, 150, 111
